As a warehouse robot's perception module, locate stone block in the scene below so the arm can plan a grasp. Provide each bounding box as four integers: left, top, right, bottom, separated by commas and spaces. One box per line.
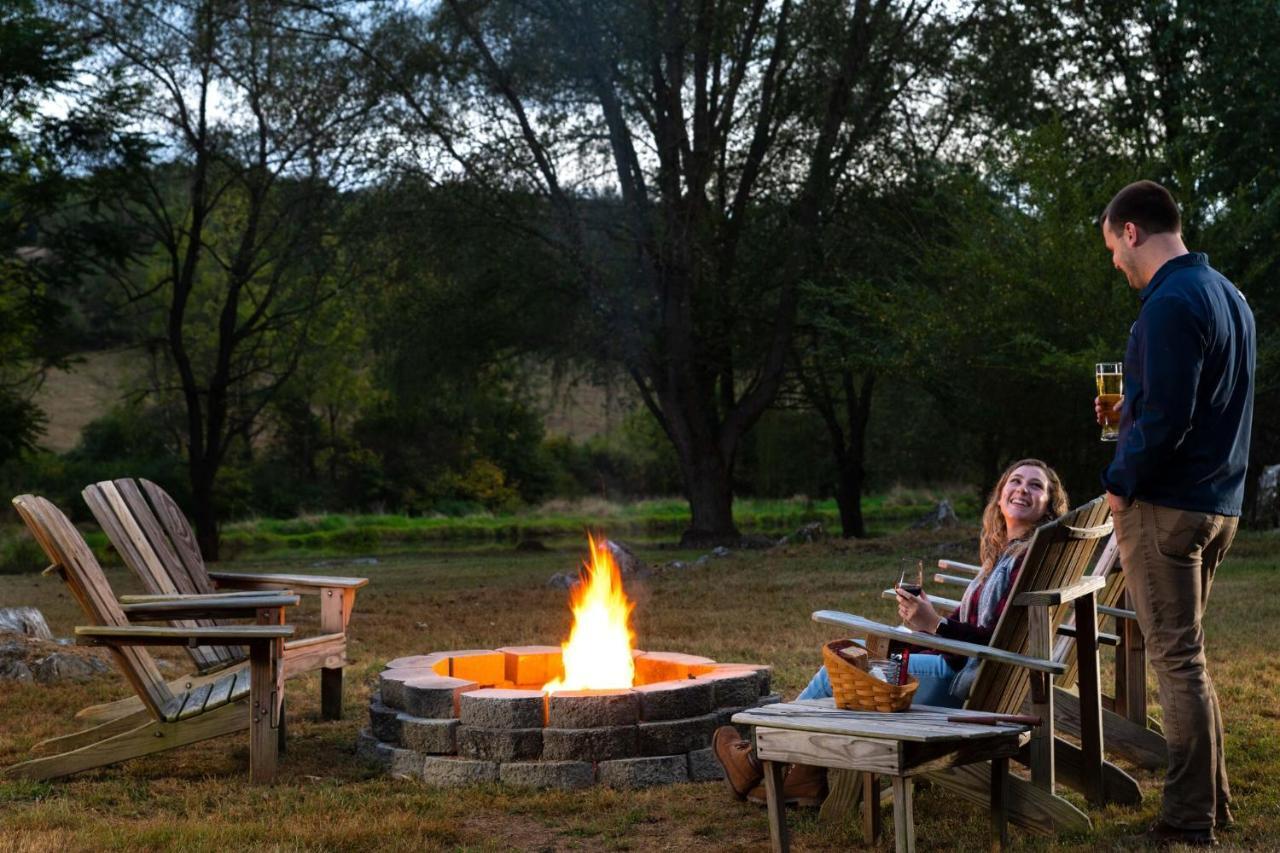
496, 645, 563, 685
499, 761, 594, 790
715, 706, 753, 739
420, 756, 499, 787
379, 666, 441, 710
456, 726, 543, 761
385, 653, 449, 673
542, 725, 638, 762
355, 728, 385, 764
446, 650, 506, 684
637, 713, 718, 756
699, 669, 761, 708
686, 747, 725, 782
693, 663, 772, 696
401, 675, 480, 719
597, 754, 689, 789
369, 699, 402, 744
388, 747, 425, 780
633, 679, 715, 721
400, 716, 460, 754
546, 689, 638, 728
460, 688, 546, 729
634, 651, 715, 683
759, 693, 782, 706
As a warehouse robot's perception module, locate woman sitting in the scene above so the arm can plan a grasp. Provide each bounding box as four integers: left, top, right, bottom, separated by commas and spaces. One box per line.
713, 458, 1069, 806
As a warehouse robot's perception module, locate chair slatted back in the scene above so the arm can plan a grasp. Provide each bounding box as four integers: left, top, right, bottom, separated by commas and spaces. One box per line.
83, 479, 243, 670
139, 479, 212, 592
965, 497, 1112, 716
12, 495, 175, 718
1054, 534, 1125, 690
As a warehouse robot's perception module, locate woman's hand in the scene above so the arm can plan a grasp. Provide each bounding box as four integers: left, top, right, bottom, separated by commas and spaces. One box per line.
896, 588, 943, 633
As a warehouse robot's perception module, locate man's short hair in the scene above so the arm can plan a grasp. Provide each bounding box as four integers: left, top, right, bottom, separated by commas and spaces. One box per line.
1102, 180, 1181, 235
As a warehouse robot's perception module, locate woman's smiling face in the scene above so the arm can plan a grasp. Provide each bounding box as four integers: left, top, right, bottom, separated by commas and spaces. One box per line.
999, 464, 1050, 536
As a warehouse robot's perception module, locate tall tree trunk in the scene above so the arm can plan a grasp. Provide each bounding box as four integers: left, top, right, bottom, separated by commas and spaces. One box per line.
802, 367, 875, 539
834, 458, 866, 539
190, 462, 219, 561
680, 446, 739, 547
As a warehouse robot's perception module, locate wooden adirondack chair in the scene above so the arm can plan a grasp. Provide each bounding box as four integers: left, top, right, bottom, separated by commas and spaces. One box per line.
80, 478, 368, 723
5, 496, 294, 783
931, 534, 1168, 772
813, 496, 1114, 836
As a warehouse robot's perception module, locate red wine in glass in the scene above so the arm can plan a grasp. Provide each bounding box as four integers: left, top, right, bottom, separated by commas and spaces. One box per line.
897, 560, 924, 598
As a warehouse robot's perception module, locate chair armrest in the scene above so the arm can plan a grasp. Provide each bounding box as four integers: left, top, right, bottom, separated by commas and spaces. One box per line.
933, 573, 976, 588
76, 624, 294, 648
1099, 604, 1137, 621
878, 591, 1118, 645
937, 559, 981, 576
811, 611, 1065, 675
119, 590, 272, 602
881, 589, 960, 613
1012, 575, 1106, 607
208, 570, 368, 592
119, 593, 299, 621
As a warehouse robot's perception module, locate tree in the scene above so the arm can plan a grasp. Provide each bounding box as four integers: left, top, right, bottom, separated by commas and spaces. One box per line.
60, 0, 378, 557
1, 0, 143, 464
787, 184, 928, 537
355, 0, 978, 543
980, 1, 1280, 515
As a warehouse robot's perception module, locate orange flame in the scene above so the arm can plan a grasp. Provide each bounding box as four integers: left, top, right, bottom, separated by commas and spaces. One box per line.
543, 534, 635, 693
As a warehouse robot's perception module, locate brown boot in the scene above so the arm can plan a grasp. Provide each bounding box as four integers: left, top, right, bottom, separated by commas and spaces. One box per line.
746, 763, 828, 808
712, 726, 761, 799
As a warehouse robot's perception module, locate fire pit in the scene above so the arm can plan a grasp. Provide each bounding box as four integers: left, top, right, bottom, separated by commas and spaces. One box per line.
359, 537, 778, 789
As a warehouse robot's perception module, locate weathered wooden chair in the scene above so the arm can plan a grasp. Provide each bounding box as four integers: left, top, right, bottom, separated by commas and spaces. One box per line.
813, 496, 1116, 836
4, 495, 294, 783
79, 478, 368, 724
927, 533, 1167, 771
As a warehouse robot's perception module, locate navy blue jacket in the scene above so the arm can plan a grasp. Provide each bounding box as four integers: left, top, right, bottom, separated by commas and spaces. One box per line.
1102, 253, 1255, 516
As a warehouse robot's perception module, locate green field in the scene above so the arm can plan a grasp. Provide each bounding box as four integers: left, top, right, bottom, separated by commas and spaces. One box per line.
211, 489, 982, 560
2, 525, 1277, 851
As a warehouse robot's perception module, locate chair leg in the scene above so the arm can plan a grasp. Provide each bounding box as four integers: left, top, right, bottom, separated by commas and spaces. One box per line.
321, 668, 343, 721
319, 587, 351, 720
31, 707, 152, 755
990, 756, 1009, 851
4, 702, 246, 781
248, 636, 284, 784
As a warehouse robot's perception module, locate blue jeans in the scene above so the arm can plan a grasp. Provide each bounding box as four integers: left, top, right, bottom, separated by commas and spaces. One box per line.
798, 652, 963, 708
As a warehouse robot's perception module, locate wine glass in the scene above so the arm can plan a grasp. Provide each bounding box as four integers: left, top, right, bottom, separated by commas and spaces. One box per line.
896, 558, 924, 598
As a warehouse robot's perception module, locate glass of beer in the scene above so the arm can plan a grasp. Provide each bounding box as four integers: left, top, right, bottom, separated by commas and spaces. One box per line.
1096, 362, 1123, 441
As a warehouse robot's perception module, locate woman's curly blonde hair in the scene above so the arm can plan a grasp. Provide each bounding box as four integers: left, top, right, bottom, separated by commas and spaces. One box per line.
977, 458, 1069, 571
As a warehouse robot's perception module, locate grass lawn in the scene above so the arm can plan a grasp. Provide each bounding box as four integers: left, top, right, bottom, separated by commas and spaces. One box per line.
1, 525, 1278, 851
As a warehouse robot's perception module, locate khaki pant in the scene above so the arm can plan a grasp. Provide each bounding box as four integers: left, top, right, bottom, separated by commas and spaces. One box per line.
1113, 499, 1237, 831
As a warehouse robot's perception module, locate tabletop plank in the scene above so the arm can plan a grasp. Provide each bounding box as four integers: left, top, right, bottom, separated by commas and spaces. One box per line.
732, 700, 1031, 743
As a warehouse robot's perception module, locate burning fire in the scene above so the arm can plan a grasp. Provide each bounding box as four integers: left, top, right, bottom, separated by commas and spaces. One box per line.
543, 535, 636, 693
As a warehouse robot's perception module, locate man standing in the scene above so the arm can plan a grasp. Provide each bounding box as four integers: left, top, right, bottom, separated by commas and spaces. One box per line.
1097, 180, 1255, 847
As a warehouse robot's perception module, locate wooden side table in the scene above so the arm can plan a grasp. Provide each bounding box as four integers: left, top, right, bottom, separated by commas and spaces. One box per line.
732, 701, 1032, 853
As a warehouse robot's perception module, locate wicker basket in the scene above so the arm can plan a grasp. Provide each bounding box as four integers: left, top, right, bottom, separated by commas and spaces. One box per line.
823, 639, 918, 712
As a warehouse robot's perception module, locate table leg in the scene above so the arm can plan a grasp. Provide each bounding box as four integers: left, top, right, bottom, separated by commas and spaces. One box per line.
990, 756, 1009, 852
891, 776, 915, 853
763, 760, 789, 853
860, 771, 882, 844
